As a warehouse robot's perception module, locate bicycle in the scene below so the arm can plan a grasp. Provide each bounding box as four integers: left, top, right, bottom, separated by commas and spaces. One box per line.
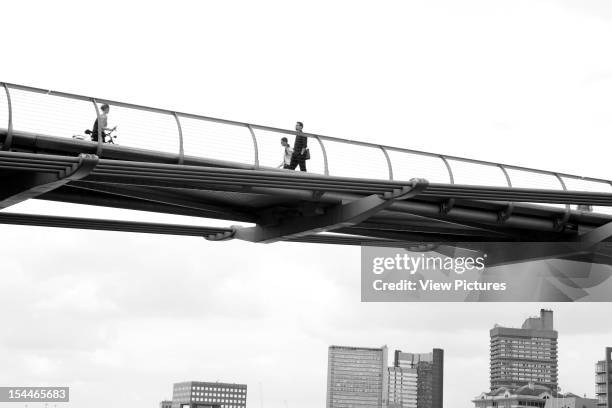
83, 126, 119, 144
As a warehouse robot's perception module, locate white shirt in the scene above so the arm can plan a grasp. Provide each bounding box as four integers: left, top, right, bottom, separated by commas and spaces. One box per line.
282, 145, 293, 165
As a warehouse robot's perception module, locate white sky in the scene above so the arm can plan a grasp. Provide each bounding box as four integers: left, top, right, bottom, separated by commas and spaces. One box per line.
1, 1, 612, 407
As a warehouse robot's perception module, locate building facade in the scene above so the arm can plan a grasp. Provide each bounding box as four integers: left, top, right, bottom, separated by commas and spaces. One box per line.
387, 366, 418, 408
160, 401, 173, 408
473, 383, 555, 408
490, 309, 558, 391
596, 347, 612, 408
390, 349, 444, 408
544, 394, 598, 408
171, 381, 246, 408
326, 345, 388, 408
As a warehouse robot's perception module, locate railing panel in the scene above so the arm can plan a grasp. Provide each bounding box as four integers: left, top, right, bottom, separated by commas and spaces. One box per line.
8, 88, 93, 139
506, 168, 565, 209
180, 117, 255, 165
387, 150, 451, 183
506, 168, 565, 190
102, 104, 178, 154
322, 140, 389, 179
561, 177, 612, 215
252, 128, 326, 174
446, 159, 508, 187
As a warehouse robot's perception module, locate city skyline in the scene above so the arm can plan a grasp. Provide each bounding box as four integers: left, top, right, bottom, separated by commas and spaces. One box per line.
156, 306, 602, 408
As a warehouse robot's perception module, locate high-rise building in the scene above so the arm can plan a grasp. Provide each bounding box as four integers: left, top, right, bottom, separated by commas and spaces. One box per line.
490, 309, 558, 391
390, 349, 444, 408
326, 345, 388, 408
171, 381, 246, 408
387, 365, 418, 408
596, 347, 612, 408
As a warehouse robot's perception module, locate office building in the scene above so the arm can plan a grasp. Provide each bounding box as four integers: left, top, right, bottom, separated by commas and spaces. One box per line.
596, 347, 612, 408
326, 345, 388, 408
389, 349, 444, 408
490, 309, 558, 390
171, 381, 246, 408
387, 365, 418, 408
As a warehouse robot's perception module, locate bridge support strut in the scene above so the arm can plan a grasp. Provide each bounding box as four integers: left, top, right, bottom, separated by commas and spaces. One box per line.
205, 178, 429, 244
0, 154, 99, 209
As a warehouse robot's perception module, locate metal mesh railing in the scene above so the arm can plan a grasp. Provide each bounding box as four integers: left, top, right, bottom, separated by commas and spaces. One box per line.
1, 82, 611, 215
180, 116, 255, 164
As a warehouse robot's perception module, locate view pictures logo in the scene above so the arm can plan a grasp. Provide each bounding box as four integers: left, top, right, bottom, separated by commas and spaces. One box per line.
372, 253, 486, 275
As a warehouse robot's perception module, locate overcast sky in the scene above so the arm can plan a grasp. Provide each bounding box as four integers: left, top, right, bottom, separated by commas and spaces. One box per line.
1, 1, 612, 408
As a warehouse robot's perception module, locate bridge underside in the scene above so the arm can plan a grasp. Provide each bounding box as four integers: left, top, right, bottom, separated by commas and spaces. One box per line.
2, 129, 612, 264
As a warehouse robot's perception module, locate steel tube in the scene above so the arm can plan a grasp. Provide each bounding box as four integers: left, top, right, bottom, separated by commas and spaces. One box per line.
380, 145, 393, 180
440, 155, 454, 184
91, 98, 103, 157
173, 112, 184, 165
1, 83, 13, 151
314, 135, 329, 176
247, 124, 259, 169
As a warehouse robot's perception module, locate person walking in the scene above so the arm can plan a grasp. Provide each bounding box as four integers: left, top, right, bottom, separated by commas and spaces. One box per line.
278, 137, 294, 169
288, 121, 308, 171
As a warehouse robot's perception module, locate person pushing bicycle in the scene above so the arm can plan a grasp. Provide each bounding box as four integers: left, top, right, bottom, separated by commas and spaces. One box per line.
91, 103, 116, 143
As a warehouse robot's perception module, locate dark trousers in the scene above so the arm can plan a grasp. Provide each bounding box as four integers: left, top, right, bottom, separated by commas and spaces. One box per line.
289, 155, 307, 171
91, 130, 106, 143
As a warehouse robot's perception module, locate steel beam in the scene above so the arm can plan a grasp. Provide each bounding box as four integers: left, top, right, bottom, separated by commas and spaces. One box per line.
576, 221, 612, 246
231, 179, 429, 243
0, 153, 98, 209
69, 181, 256, 222
0, 212, 398, 246
40, 187, 243, 221
0, 212, 231, 236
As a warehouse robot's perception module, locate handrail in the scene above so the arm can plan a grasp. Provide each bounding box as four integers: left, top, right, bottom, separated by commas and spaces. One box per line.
440, 155, 454, 184
173, 112, 184, 165
314, 135, 329, 176
1, 84, 13, 151
380, 145, 393, 180
247, 124, 259, 168
1, 81, 610, 188
553, 172, 571, 230
91, 98, 103, 157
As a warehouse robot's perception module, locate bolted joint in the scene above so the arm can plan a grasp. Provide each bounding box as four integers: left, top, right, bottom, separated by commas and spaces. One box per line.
498, 203, 514, 223
204, 225, 242, 241
439, 198, 456, 215
382, 178, 429, 201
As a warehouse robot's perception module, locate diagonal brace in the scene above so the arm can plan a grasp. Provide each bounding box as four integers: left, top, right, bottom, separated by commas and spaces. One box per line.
0, 153, 98, 209
228, 178, 429, 244
576, 221, 612, 246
